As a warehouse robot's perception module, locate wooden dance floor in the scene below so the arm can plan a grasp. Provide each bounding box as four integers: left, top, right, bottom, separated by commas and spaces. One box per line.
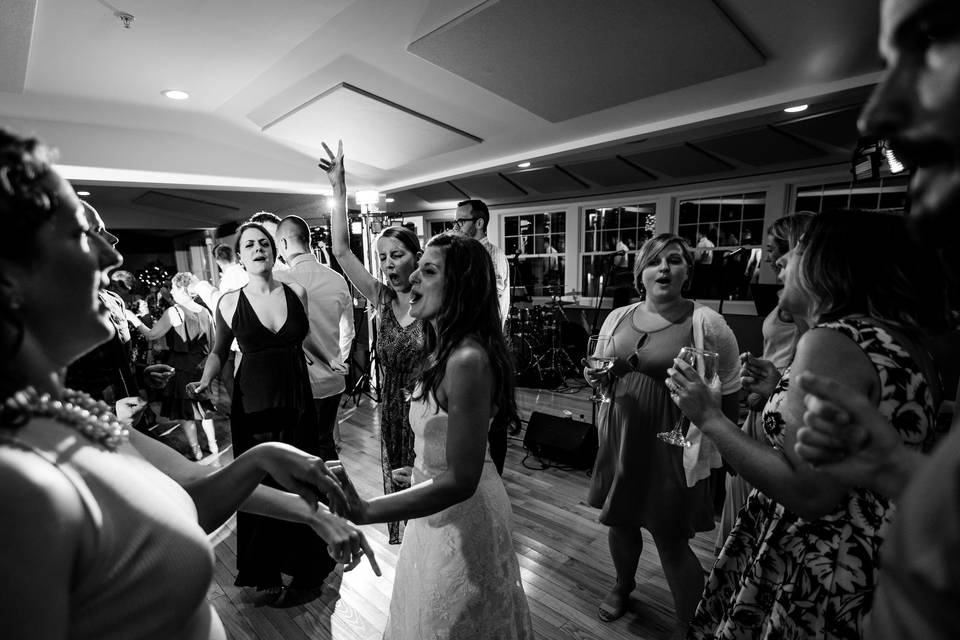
205, 384, 720, 640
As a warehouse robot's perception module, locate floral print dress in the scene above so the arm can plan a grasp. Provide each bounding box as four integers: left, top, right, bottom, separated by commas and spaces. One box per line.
376, 295, 424, 544
688, 318, 940, 640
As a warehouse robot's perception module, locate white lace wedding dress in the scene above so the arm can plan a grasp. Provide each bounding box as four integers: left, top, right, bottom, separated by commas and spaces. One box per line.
383, 390, 534, 640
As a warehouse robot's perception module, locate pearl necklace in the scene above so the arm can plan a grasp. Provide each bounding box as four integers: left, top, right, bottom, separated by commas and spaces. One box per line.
2, 387, 129, 451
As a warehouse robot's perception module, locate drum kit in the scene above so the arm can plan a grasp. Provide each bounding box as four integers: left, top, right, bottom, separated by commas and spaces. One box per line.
507, 287, 586, 388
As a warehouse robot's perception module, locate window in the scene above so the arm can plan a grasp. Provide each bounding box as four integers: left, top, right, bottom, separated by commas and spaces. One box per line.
794, 175, 909, 214
677, 191, 766, 250
581, 204, 657, 297
429, 220, 456, 237
676, 192, 766, 301
502, 212, 565, 297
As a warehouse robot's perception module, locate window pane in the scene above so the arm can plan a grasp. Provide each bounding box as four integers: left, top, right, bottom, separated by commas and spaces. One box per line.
699, 202, 721, 226
678, 201, 698, 226
504, 216, 518, 236
720, 199, 742, 222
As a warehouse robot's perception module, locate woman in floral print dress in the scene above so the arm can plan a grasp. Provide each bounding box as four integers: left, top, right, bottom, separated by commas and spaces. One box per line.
325, 141, 424, 544
667, 210, 949, 639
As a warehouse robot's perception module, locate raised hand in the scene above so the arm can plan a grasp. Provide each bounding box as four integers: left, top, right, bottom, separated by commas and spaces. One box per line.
326, 459, 369, 525
740, 352, 780, 400
258, 443, 348, 516
318, 140, 345, 192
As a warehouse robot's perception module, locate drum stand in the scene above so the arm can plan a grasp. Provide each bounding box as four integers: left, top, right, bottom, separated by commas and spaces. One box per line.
529, 296, 578, 384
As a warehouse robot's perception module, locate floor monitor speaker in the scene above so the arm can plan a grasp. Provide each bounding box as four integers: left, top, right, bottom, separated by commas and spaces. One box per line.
523, 411, 597, 469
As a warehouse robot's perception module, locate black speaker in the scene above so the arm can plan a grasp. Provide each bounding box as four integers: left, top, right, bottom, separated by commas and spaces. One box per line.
523, 411, 598, 469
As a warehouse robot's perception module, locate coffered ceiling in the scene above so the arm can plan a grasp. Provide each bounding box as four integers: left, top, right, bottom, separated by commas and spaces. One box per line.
0, 0, 881, 229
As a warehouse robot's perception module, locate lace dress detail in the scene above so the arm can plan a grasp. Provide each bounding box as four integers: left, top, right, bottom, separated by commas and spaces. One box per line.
383, 390, 533, 640
375, 297, 424, 544
689, 318, 940, 640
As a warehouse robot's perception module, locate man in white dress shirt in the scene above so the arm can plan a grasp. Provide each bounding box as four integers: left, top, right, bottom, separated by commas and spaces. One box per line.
275, 215, 355, 454
454, 199, 509, 329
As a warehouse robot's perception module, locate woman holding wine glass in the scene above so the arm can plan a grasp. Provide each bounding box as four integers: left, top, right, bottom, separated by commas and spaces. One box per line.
584, 233, 740, 636
668, 210, 948, 639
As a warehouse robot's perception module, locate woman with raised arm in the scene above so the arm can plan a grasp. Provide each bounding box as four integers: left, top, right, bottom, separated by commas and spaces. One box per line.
669, 209, 948, 639
332, 232, 532, 639
321, 141, 424, 544
0, 128, 374, 640
190, 221, 341, 601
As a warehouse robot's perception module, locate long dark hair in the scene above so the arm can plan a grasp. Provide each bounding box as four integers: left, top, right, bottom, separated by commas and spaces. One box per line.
797, 209, 951, 334
413, 234, 518, 457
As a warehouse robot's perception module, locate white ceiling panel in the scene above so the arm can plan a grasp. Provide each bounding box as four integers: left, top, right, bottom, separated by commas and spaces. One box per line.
262, 83, 482, 171
0, 0, 37, 93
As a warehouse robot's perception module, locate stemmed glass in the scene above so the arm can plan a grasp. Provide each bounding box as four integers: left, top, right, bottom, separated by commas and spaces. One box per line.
586, 335, 615, 404
658, 346, 720, 447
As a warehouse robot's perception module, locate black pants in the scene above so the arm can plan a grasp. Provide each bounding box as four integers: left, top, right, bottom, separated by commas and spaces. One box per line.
313, 393, 342, 461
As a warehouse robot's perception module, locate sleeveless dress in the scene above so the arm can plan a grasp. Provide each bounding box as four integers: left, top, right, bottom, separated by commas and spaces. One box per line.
689, 318, 940, 640
230, 284, 335, 589
717, 306, 800, 548
383, 389, 533, 639
375, 295, 424, 544
588, 305, 715, 537
162, 305, 210, 420
0, 416, 223, 639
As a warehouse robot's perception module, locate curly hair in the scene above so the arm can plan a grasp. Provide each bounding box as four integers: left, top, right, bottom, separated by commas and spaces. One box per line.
0, 129, 60, 398
0, 128, 59, 264
796, 209, 951, 334
413, 234, 518, 459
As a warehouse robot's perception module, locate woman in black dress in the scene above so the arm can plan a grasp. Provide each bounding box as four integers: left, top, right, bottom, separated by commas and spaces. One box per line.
193, 222, 335, 598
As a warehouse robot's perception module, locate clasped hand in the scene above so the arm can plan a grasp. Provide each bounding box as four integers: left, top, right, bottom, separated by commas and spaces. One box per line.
666, 358, 722, 426
325, 460, 370, 526
258, 443, 349, 517
740, 352, 780, 399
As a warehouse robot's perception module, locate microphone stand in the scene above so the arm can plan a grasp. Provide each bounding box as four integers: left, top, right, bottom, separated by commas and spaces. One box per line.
590, 253, 621, 335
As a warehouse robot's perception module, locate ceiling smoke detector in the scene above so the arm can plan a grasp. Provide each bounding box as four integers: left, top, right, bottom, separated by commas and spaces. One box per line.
115, 11, 135, 28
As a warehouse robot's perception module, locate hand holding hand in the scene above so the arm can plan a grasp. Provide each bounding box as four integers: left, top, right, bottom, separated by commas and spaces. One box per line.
390, 466, 413, 489
794, 372, 907, 493
144, 364, 175, 389
308, 512, 381, 576
666, 357, 722, 427
257, 444, 348, 516
185, 379, 209, 398
326, 460, 369, 525
739, 352, 780, 399
318, 140, 345, 193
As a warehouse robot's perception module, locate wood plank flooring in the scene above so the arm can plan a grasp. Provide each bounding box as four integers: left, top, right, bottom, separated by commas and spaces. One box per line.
207, 382, 721, 640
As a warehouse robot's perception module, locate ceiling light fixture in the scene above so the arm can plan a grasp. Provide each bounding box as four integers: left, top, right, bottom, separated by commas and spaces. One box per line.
784, 104, 808, 113
517, 161, 531, 168
385, 198, 395, 203
162, 89, 190, 100
77, 190, 91, 196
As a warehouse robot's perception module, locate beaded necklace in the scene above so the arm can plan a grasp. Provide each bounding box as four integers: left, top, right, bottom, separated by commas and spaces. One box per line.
1, 387, 129, 451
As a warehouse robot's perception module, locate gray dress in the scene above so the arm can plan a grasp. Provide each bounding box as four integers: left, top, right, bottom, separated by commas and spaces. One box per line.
587, 304, 715, 538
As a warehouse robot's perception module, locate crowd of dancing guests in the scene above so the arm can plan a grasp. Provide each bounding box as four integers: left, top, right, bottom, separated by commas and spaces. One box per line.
3, 2, 960, 636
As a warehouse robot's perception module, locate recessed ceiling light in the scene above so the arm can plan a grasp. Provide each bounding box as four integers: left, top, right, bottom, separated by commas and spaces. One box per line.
784, 104, 808, 113
385, 197, 395, 203
517, 161, 531, 168
77, 190, 90, 196
162, 89, 190, 101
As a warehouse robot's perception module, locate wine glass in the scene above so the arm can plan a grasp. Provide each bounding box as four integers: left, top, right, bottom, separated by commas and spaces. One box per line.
586, 335, 615, 404
658, 346, 720, 447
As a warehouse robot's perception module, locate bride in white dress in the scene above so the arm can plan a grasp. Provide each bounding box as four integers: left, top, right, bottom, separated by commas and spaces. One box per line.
329, 230, 533, 640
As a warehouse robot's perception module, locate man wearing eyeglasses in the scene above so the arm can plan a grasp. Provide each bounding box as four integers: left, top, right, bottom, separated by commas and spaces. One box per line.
454, 199, 509, 329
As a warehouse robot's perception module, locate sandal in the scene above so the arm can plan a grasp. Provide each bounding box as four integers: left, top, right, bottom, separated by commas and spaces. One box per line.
597, 582, 635, 622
